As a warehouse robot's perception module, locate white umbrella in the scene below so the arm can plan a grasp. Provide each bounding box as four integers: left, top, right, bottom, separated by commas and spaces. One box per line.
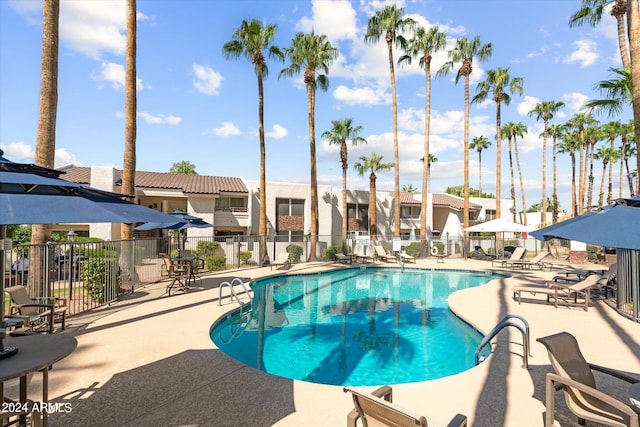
464, 218, 532, 233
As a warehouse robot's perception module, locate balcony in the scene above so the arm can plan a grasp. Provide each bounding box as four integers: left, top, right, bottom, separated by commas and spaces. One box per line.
214, 207, 249, 227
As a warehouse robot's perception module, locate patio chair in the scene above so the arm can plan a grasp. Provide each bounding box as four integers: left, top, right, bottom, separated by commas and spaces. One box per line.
159, 253, 190, 295
505, 252, 552, 270
537, 332, 640, 427
598, 263, 618, 298
471, 246, 493, 261
353, 247, 373, 264
334, 253, 353, 264
271, 253, 290, 270
374, 245, 391, 262
5, 285, 67, 334
512, 274, 601, 311
344, 386, 468, 427
399, 251, 416, 263
492, 247, 526, 268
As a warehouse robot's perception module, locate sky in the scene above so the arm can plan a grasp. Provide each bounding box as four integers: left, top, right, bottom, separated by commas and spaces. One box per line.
0, 0, 635, 216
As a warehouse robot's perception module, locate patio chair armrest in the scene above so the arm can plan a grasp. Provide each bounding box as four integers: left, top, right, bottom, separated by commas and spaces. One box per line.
446, 413, 468, 427
345, 386, 393, 427
589, 363, 640, 384
545, 373, 639, 422
34, 296, 66, 307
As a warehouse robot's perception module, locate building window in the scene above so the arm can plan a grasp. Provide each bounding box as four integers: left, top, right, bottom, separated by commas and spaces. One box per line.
276, 198, 305, 236
485, 209, 497, 221
347, 203, 368, 232
216, 197, 247, 212
400, 205, 420, 219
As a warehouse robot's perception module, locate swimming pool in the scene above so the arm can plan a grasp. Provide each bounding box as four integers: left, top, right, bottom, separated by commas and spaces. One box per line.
210, 267, 500, 386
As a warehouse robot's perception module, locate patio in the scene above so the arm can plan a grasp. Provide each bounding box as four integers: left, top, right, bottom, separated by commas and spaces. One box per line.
4, 257, 640, 426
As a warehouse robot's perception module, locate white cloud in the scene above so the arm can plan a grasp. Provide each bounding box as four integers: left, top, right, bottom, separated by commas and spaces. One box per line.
266, 124, 288, 139
563, 92, 590, 114
138, 112, 182, 125
192, 64, 223, 95
517, 95, 540, 116
92, 62, 145, 90
333, 84, 388, 106
210, 121, 240, 137
1, 142, 35, 162
54, 148, 82, 167
296, 0, 358, 42
564, 40, 599, 68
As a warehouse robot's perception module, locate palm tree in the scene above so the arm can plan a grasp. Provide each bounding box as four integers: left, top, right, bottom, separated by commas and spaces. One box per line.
502, 127, 518, 222
224, 19, 283, 263
584, 125, 606, 209
353, 154, 393, 240
528, 101, 565, 224
365, 5, 415, 237
600, 121, 624, 204
509, 122, 528, 225
398, 25, 446, 250
31, 0, 60, 296
438, 36, 492, 231
280, 31, 337, 261
628, 0, 640, 195
596, 146, 619, 206
402, 184, 418, 193
321, 118, 367, 252
472, 67, 523, 220
618, 120, 635, 196
468, 136, 491, 197
565, 113, 599, 213
569, 0, 631, 68
547, 123, 566, 223
558, 130, 582, 216
121, 0, 136, 245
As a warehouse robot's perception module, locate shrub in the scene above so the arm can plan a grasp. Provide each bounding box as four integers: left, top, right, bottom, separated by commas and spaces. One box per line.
197, 241, 220, 257
286, 244, 304, 263
81, 257, 120, 302
205, 256, 227, 271
405, 242, 421, 258
322, 245, 341, 261
239, 251, 252, 264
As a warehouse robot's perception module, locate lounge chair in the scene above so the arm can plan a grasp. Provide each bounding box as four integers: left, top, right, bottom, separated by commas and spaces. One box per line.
471, 246, 494, 260
334, 253, 353, 264
271, 253, 291, 270
374, 245, 391, 262
512, 274, 601, 311
537, 332, 640, 427
599, 263, 617, 298
353, 247, 373, 264
5, 285, 67, 334
399, 251, 416, 263
344, 386, 468, 427
492, 246, 526, 268
505, 252, 552, 270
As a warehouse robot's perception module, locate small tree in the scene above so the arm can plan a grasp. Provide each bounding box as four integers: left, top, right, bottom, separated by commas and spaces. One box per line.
169, 161, 197, 175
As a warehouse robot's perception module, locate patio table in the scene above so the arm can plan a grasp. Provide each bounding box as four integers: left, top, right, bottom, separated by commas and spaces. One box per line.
0, 333, 77, 426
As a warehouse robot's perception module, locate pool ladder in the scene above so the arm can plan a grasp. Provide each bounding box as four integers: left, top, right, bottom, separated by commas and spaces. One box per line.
218, 278, 253, 307
474, 314, 531, 369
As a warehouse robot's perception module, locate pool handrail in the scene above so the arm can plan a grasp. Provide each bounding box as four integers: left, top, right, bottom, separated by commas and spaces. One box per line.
475, 314, 530, 369
218, 278, 253, 307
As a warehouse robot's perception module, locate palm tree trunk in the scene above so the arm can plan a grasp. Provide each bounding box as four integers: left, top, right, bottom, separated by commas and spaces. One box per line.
607, 155, 614, 204
495, 105, 502, 219
369, 173, 377, 239
341, 143, 348, 253
577, 133, 586, 213
625, 157, 635, 196
420, 64, 431, 256
463, 75, 470, 229
514, 135, 527, 226
388, 39, 401, 237
478, 150, 482, 196
307, 84, 318, 261
31, 0, 59, 297
541, 121, 548, 225
628, 0, 640, 195
258, 67, 267, 263
598, 162, 607, 207
552, 134, 559, 223
613, 0, 631, 69
586, 142, 595, 209
508, 137, 516, 222
571, 151, 578, 216
619, 140, 625, 198
121, 0, 137, 242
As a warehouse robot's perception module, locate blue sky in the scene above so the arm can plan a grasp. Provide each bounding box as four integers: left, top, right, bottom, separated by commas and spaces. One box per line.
0, 0, 634, 214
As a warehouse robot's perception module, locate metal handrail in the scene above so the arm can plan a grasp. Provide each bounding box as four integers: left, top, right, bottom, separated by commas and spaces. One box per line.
475, 314, 531, 369
218, 278, 253, 307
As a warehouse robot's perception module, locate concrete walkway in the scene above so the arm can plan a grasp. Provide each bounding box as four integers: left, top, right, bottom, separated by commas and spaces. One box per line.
4, 257, 639, 426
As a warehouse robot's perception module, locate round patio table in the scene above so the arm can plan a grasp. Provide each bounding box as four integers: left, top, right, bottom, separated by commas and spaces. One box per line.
0, 334, 77, 426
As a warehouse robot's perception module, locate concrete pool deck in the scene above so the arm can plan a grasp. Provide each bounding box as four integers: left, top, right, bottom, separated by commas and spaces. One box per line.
4, 257, 639, 426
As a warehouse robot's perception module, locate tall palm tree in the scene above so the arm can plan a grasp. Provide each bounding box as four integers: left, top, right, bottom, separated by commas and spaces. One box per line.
600, 121, 624, 203
628, 0, 640, 195
121, 0, 137, 245
468, 135, 491, 197
584, 125, 606, 209
569, 0, 631, 68
547, 123, 566, 223
31, 0, 59, 296
558, 130, 582, 216
618, 120, 635, 196
438, 36, 492, 231
621, 142, 637, 196
502, 127, 518, 222
565, 113, 599, 213
529, 101, 565, 224
596, 146, 619, 206
321, 118, 366, 252
354, 154, 393, 240
365, 5, 415, 237
398, 25, 446, 250
280, 31, 337, 261
508, 122, 528, 225
402, 184, 418, 193
472, 67, 523, 220
224, 19, 283, 263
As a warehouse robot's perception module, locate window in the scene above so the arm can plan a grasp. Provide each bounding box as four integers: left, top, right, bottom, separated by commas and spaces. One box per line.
276, 198, 305, 236
347, 203, 368, 232
216, 197, 246, 212
485, 209, 497, 221
400, 205, 420, 219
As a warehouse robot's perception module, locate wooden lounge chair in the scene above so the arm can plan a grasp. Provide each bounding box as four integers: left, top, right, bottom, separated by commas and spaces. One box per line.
537, 332, 640, 427
271, 253, 291, 270
512, 274, 601, 311
492, 247, 526, 268
344, 386, 468, 427
374, 245, 391, 262
505, 252, 552, 270
5, 285, 67, 334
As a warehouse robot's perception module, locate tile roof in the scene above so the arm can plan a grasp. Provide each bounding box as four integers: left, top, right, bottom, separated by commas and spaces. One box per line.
432, 193, 481, 211
395, 191, 421, 204
57, 165, 248, 195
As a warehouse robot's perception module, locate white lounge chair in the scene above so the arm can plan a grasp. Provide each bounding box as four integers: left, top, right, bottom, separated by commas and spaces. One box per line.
374, 245, 391, 262
271, 253, 290, 270
512, 274, 601, 311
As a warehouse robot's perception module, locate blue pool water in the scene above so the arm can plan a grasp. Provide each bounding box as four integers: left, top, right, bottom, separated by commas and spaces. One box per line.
210, 268, 499, 386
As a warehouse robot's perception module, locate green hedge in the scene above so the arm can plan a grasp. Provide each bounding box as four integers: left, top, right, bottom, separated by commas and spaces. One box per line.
286, 244, 304, 263
322, 245, 341, 261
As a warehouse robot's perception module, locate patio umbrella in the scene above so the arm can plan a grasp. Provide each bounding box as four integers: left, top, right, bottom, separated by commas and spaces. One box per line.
134, 210, 213, 230
465, 219, 532, 257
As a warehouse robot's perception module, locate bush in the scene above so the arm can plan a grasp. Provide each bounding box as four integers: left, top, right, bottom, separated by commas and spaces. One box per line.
286, 244, 304, 263
322, 245, 341, 261
239, 251, 252, 264
405, 242, 421, 258
197, 241, 220, 257
205, 256, 226, 271
81, 257, 120, 302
